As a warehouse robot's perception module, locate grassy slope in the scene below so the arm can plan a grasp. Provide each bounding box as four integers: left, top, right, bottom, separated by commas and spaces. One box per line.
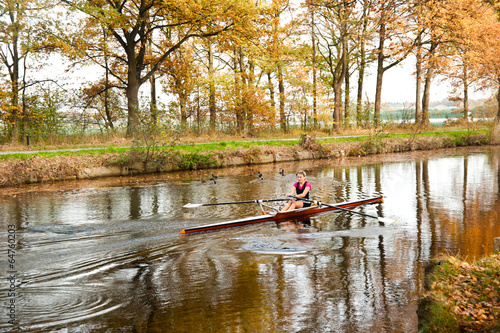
0, 127, 493, 187
0, 129, 489, 160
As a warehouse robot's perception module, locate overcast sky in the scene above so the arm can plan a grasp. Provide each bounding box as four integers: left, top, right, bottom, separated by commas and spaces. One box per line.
42, 52, 492, 107
363, 56, 492, 104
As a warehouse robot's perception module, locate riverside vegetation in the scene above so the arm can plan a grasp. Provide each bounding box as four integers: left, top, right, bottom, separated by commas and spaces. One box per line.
0, 125, 493, 188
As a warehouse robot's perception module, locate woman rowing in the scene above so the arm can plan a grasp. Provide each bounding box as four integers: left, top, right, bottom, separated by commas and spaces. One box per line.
281, 170, 311, 211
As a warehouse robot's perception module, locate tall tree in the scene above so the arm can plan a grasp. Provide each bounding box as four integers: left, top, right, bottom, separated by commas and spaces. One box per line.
0, 0, 22, 142
445, 49, 474, 120
443, 0, 500, 121
416, 0, 453, 126
0, 0, 49, 143
308, 0, 318, 129
409, 0, 425, 124
468, 0, 500, 125
418, 0, 495, 125
162, 44, 196, 132
373, 0, 413, 125
354, 0, 374, 127
269, 0, 289, 132
315, 0, 352, 132
420, 39, 437, 126
262, 0, 302, 133
207, 38, 216, 134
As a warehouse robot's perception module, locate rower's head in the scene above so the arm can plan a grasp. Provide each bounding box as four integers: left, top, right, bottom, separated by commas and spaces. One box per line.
296, 170, 307, 183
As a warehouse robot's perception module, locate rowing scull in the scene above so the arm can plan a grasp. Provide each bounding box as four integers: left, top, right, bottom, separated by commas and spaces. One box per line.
179, 196, 384, 234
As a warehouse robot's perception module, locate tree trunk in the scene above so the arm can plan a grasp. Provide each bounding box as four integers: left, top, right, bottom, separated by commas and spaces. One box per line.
125, 71, 140, 138
104, 47, 114, 129
421, 41, 437, 127
278, 64, 286, 132
463, 63, 469, 121
356, 0, 368, 127
332, 19, 348, 133
208, 41, 216, 134
21, 57, 27, 140
333, 82, 342, 132
196, 87, 201, 134
344, 58, 350, 126
10, 26, 19, 144
492, 79, 500, 144
356, 61, 365, 127
246, 61, 255, 133
150, 73, 157, 124
148, 27, 157, 125
496, 79, 500, 124
421, 66, 433, 127
103, 29, 113, 129
374, 55, 384, 126
311, 4, 317, 130
10, 68, 19, 144
234, 48, 244, 134
415, 37, 422, 124
125, 43, 141, 138
179, 91, 187, 128
374, 22, 386, 126
268, 72, 276, 127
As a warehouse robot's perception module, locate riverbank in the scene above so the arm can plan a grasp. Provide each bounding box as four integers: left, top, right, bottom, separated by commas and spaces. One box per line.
0, 129, 492, 188
418, 254, 500, 332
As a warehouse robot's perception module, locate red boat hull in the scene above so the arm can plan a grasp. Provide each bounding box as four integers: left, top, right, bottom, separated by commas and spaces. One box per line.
179, 196, 384, 234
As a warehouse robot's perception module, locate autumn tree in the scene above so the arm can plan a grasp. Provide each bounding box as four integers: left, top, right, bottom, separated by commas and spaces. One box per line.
315, 0, 377, 131
186, 37, 218, 134
261, 0, 303, 133
472, 0, 500, 125
354, 0, 375, 127
314, 0, 354, 131
413, 0, 498, 126
207, 38, 216, 133
408, 0, 425, 124
58, 0, 255, 138
444, 49, 475, 120
270, 0, 288, 132
372, 0, 414, 125
161, 43, 197, 132
226, 43, 276, 134
446, 0, 500, 122
0, 0, 52, 143
307, 0, 318, 129
418, 2, 440, 127
187, 37, 229, 134
491, 2, 500, 125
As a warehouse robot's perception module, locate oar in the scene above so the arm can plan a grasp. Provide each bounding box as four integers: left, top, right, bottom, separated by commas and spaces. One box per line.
293, 196, 396, 224
184, 198, 288, 208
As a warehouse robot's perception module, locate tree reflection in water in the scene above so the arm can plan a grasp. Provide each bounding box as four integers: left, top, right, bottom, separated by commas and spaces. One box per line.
1, 147, 499, 332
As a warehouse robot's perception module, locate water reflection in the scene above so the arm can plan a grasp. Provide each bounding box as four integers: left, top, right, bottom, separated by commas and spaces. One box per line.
1, 147, 499, 332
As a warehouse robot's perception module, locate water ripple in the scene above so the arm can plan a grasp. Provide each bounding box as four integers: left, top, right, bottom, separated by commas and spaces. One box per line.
1, 284, 123, 332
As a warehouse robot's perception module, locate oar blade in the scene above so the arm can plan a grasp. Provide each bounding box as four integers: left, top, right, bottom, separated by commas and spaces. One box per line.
294, 195, 397, 224
183, 203, 204, 208
378, 217, 397, 224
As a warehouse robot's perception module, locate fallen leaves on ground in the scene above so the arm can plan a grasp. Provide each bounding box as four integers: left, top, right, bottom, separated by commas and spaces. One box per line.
426, 254, 500, 332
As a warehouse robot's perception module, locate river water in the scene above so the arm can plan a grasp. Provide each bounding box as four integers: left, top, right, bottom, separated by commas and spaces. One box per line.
1, 146, 500, 332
